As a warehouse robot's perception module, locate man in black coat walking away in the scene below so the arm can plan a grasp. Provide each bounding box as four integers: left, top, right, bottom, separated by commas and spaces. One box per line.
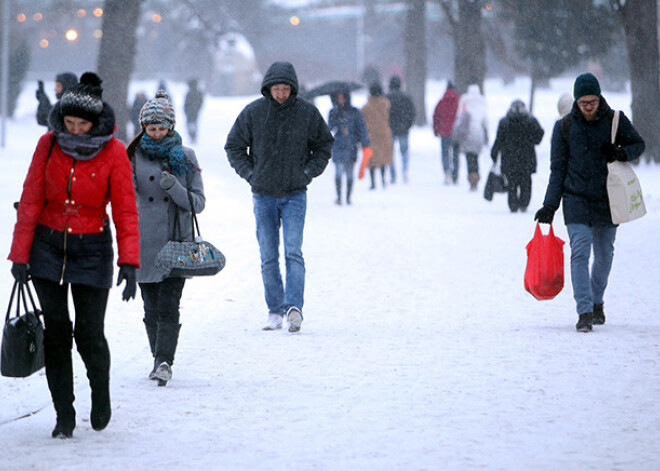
35, 72, 78, 128
387, 76, 415, 183
225, 61, 334, 333
534, 73, 645, 333
184, 79, 204, 144
490, 99, 544, 213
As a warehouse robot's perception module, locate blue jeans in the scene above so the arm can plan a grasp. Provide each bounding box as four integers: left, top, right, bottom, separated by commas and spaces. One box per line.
253, 191, 306, 316
440, 136, 459, 182
390, 134, 409, 181
566, 224, 617, 315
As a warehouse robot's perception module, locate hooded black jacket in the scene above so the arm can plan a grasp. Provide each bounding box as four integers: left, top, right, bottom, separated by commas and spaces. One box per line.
225, 62, 334, 198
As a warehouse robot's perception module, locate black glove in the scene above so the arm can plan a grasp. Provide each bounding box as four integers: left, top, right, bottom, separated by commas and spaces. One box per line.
116, 264, 137, 301
11, 263, 29, 284
601, 142, 627, 163
534, 206, 555, 224
35, 81, 48, 103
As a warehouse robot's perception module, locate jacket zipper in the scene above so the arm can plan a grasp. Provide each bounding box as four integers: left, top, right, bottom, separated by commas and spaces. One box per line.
60, 163, 76, 284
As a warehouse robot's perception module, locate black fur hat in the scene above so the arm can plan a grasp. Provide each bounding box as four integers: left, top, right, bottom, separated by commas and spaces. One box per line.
60, 72, 104, 124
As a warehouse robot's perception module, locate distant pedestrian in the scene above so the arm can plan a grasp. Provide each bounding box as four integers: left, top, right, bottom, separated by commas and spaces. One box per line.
490, 99, 544, 213
455, 84, 489, 191
127, 90, 205, 386
184, 79, 204, 144
225, 61, 333, 333
534, 73, 645, 332
433, 81, 460, 184
35, 72, 78, 128
387, 76, 415, 183
361, 82, 393, 190
557, 93, 573, 118
130, 91, 147, 137
328, 89, 371, 205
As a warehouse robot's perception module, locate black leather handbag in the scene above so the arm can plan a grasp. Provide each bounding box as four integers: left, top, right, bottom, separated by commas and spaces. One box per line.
1, 280, 45, 378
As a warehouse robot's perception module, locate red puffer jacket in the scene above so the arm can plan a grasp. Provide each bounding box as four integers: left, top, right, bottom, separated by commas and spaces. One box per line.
9, 132, 140, 266
433, 87, 460, 137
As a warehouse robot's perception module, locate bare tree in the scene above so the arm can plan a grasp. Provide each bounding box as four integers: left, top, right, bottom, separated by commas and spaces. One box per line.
97, 0, 144, 142
438, 0, 486, 94
404, 0, 427, 126
612, 0, 660, 162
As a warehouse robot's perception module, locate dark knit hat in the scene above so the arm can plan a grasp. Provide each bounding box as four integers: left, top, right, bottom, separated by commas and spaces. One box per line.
60, 72, 104, 124
139, 90, 175, 129
55, 72, 78, 99
573, 73, 601, 99
369, 82, 383, 96
389, 75, 401, 91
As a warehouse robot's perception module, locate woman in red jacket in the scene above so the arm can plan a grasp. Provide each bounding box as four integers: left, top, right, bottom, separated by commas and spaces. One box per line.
8, 72, 140, 439
433, 81, 460, 185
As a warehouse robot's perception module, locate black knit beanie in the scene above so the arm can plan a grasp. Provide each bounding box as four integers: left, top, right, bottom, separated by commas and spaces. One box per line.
573, 73, 601, 99
60, 72, 104, 124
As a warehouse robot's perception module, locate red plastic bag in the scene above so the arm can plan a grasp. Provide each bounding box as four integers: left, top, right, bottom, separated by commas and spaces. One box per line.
524, 223, 565, 300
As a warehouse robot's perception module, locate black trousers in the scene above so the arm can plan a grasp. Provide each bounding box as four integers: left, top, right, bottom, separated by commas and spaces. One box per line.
139, 277, 185, 366
32, 278, 110, 419
506, 171, 532, 212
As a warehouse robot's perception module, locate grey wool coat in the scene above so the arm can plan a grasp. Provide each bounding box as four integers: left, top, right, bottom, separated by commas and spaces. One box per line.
132, 146, 205, 283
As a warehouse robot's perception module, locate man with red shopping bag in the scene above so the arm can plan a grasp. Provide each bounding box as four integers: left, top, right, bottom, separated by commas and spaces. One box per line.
534, 73, 645, 332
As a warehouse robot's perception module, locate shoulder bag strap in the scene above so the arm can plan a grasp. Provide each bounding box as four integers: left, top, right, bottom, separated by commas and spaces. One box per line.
611, 110, 620, 145
186, 190, 201, 240
5, 280, 19, 322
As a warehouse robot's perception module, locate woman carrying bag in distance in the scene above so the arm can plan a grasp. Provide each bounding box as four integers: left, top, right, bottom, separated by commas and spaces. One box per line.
127, 90, 205, 386
8, 72, 140, 438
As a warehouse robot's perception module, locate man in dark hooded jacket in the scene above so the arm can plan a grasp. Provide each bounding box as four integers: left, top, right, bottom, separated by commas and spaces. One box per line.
225, 61, 334, 334
535, 73, 645, 333
490, 99, 544, 213
36, 72, 78, 128
387, 75, 415, 183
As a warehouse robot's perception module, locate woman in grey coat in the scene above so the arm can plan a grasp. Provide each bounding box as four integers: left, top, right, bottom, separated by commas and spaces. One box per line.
127, 90, 205, 386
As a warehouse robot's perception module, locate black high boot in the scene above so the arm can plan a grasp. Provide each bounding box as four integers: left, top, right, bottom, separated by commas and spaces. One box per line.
154, 323, 181, 386
369, 168, 376, 190
44, 320, 76, 438
144, 318, 158, 379
380, 167, 387, 188
334, 178, 342, 205
76, 332, 112, 431
346, 180, 353, 205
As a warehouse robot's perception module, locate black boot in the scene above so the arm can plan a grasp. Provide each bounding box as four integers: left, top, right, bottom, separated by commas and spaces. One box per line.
76, 331, 111, 431
576, 312, 594, 333
593, 303, 606, 325
155, 322, 182, 368
44, 320, 76, 438
334, 178, 342, 205
369, 168, 376, 190
346, 180, 353, 205
144, 318, 158, 378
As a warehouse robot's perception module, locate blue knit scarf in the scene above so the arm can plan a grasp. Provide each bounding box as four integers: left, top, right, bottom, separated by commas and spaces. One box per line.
138, 131, 197, 176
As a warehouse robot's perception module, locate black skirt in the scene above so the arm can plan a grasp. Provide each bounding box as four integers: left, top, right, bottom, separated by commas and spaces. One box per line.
29, 224, 114, 289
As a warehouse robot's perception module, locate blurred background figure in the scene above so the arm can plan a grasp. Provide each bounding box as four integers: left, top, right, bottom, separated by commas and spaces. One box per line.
35, 72, 78, 128
361, 82, 392, 190
130, 91, 148, 137
433, 81, 460, 185
456, 84, 489, 191
328, 89, 370, 205
386, 76, 415, 184
184, 79, 205, 144
490, 99, 544, 213
557, 93, 573, 118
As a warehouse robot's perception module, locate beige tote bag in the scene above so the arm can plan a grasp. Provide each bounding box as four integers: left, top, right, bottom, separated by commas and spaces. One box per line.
606, 110, 646, 224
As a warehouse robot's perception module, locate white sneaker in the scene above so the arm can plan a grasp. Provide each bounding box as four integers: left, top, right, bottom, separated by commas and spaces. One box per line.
262, 314, 283, 331
287, 306, 303, 333
154, 362, 172, 382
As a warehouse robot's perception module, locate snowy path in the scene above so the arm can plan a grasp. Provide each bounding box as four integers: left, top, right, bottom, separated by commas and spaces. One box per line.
1, 79, 660, 470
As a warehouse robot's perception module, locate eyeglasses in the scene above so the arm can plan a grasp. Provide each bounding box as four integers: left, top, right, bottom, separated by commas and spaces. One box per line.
577, 98, 599, 108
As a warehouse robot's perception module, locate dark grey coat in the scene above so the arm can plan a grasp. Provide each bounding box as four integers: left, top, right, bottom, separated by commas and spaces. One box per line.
132, 146, 205, 283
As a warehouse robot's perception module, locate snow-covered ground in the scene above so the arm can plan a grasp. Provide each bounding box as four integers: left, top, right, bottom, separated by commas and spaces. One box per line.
1, 76, 659, 471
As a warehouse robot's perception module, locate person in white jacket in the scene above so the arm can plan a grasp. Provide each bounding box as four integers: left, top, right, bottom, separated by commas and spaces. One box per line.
455, 84, 488, 190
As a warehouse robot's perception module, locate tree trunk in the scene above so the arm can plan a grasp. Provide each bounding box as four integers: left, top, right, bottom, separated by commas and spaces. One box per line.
97, 0, 143, 142
453, 0, 486, 94
404, 0, 427, 126
618, 0, 660, 162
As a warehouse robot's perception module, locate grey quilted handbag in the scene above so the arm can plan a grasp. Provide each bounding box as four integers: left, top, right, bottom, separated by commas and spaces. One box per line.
155, 192, 225, 277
